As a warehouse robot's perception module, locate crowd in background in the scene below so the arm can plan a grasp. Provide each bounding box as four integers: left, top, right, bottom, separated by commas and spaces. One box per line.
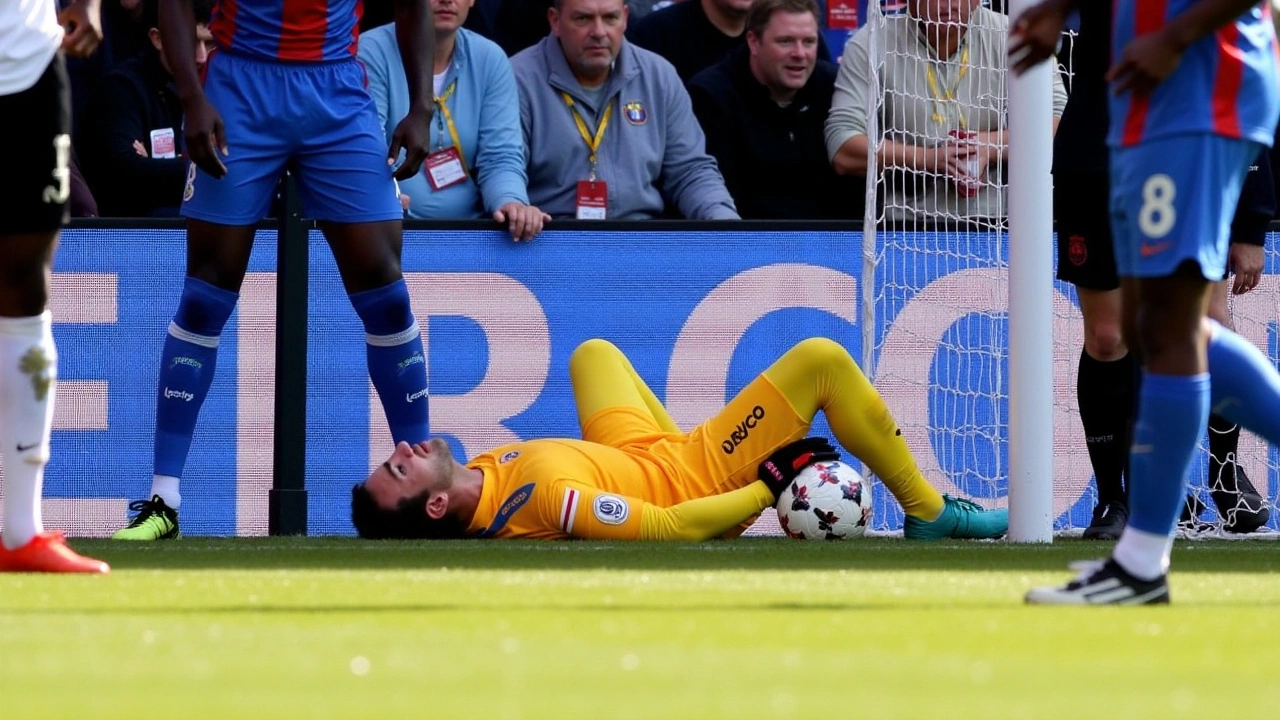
56, 0, 1280, 230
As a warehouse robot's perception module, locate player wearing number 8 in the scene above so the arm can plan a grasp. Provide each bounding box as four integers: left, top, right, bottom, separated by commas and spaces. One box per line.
1012, 0, 1280, 604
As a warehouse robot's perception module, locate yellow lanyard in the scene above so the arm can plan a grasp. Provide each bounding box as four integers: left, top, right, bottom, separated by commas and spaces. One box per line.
434, 80, 467, 171
925, 44, 969, 130
562, 92, 613, 180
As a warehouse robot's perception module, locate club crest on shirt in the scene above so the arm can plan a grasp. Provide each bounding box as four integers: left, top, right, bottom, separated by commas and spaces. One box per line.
1068, 234, 1087, 266
500, 450, 520, 463
623, 101, 647, 125
593, 494, 629, 525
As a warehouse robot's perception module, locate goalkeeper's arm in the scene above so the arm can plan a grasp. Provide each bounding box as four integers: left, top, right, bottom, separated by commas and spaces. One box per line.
637, 483, 776, 541
554, 481, 776, 541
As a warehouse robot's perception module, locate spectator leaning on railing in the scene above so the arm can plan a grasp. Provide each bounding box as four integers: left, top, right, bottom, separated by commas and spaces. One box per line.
825, 0, 1066, 225
688, 0, 859, 219
511, 0, 739, 220
360, 0, 551, 241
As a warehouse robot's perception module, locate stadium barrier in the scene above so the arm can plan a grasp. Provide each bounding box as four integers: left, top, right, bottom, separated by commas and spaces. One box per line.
9, 216, 1280, 537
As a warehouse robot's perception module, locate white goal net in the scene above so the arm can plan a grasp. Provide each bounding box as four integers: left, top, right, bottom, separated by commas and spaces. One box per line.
854, 0, 1279, 537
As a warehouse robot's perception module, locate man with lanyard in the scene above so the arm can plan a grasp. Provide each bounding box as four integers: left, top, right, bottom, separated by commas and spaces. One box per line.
511, 0, 739, 220
825, 0, 1067, 226
360, 0, 551, 240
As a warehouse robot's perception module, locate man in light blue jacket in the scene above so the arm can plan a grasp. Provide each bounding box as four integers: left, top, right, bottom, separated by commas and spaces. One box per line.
511, 0, 739, 220
360, 1, 550, 240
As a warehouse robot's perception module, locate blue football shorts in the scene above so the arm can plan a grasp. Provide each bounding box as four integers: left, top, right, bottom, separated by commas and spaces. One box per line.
1109, 133, 1262, 281
181, 50, 401, 225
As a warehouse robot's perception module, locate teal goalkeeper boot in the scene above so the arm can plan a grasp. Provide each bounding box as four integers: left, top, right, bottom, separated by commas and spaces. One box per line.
903, 495, 1007, 540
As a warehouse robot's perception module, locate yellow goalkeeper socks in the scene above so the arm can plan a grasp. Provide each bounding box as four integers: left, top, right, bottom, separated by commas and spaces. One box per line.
763, 338, 945, 522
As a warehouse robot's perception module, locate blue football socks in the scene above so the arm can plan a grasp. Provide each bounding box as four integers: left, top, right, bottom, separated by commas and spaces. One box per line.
1125, 372, 1211, 537
350, 279, 430, 445
153, 277, 239, 481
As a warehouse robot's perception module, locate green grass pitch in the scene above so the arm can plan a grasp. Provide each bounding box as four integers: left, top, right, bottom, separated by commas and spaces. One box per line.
3, 537, 1280, 720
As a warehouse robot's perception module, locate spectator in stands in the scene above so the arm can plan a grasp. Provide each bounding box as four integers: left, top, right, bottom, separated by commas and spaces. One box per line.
825, 0, 1066, 226
627, 0, 829, 83
491, 0, 659, 58
64, 0, 152, 131
360, 0, 549, 240
76, 0, 214, 217
688, 0, 859, 219
512, 0, 739, 220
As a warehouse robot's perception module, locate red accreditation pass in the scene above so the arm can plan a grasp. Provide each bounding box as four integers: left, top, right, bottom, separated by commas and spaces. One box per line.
575, 180, 608, 220
425, 147, 467, 190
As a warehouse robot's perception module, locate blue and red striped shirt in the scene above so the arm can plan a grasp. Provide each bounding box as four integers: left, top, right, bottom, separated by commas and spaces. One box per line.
1109, 0, 1280, 147
210, 0, 364, 62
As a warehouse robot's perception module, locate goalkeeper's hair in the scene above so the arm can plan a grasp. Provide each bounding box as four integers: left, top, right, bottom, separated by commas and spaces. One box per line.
350, 484, 467, 540
746, 0, 820, 40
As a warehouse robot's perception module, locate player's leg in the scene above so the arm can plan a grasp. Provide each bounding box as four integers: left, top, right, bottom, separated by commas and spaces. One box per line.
1194, 156, 1275, 533
0, 54, 107, 572
1192, 280, 1270, 533
568, 338, 681, 447
296, 59, 427, 446
654, 337, 1003, 538
1029, 135, 1258, 604
116, 51, 284, 540
1056, 172, 1135, 540
1075, 289, 1133, 538
758, 338, 1006, 539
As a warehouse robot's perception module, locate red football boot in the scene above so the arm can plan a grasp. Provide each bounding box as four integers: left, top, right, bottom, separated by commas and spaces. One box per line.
0, 531, 110, 574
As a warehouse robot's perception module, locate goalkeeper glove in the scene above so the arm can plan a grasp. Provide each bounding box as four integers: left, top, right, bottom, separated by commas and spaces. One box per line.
757, 437, 841, 499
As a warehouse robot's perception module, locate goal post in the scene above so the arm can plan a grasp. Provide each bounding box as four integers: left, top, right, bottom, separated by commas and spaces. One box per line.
857, 0, 1060, 540
1005, 0, 1055, 543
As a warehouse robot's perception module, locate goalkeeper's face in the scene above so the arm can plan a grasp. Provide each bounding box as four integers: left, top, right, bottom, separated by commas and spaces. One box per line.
365, 438, 458, 510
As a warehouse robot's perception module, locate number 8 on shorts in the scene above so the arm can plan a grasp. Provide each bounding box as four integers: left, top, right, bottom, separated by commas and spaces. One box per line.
1109, 134, 1261, 282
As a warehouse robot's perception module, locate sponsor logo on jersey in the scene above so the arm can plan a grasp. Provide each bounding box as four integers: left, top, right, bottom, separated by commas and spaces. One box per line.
500, 450, 520, 463
593, 495, 629, 525
721, 405, 766, 455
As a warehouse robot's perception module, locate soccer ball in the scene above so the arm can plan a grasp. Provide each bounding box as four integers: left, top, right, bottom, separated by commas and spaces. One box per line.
775, 461, 873, 540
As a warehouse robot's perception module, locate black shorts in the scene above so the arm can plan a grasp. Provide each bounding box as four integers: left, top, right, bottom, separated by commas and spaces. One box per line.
0, 53, 71, 236
1054, 171, 1119, 291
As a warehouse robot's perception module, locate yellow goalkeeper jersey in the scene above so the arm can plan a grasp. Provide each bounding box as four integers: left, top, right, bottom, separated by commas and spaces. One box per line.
464, 437, 688, 540
463, 374, 809, 541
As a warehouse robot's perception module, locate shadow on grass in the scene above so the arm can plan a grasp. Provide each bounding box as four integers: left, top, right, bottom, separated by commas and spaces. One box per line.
59, 537, 1280, 574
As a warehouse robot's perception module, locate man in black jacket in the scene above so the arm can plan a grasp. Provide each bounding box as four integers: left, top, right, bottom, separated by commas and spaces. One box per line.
687, 0, 860, 220
76, 0, 212, 217
628, 0, 829, 84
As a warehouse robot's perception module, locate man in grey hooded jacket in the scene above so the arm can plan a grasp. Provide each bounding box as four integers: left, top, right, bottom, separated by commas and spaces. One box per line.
511, 0, 739, 220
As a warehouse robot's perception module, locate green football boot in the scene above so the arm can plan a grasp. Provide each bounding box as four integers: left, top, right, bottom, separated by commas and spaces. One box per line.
112, 495, 181, 541
903, 494, 1007, 540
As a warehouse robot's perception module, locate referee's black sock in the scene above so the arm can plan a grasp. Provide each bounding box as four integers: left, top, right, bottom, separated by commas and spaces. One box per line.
1077, 349, 1136, 508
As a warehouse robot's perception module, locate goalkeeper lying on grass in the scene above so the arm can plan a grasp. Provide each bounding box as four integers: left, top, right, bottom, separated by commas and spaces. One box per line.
351, 338, 1006, 541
